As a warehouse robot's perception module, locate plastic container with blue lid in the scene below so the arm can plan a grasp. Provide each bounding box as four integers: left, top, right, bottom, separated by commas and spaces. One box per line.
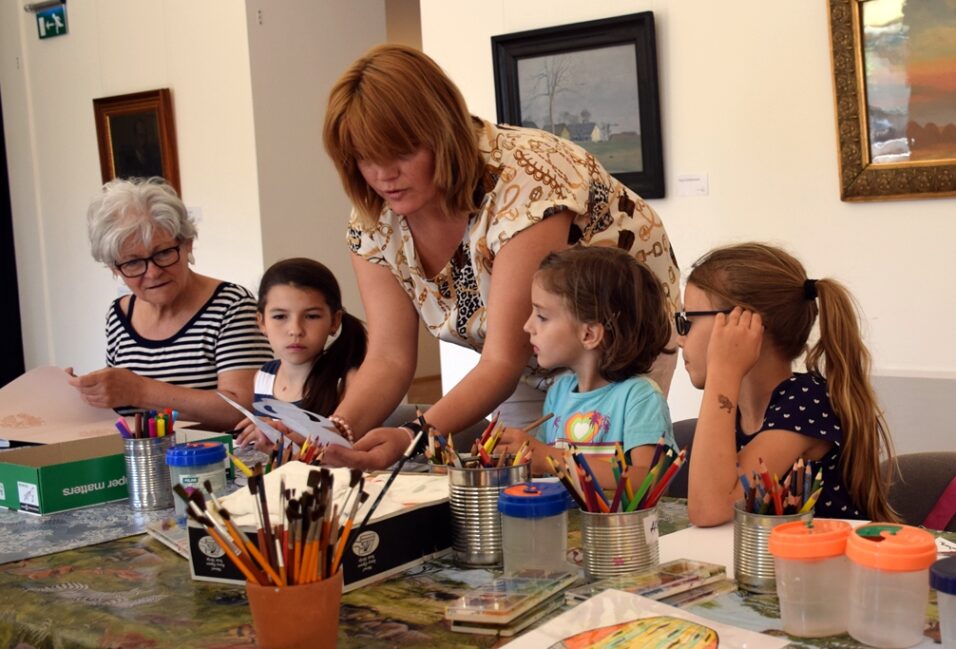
498, 482, 569, 575
931, 556, 956, 649
166, 442, 227, 523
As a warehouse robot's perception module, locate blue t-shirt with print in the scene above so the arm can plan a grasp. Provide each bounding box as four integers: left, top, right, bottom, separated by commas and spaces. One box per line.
542, 375, 675, 457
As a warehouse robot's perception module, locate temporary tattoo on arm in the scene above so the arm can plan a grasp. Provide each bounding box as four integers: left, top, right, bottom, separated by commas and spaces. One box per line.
717, 394, 734, 414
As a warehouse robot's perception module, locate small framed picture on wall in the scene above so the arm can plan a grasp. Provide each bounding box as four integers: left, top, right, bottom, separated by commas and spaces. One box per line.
93, 88, 180, 195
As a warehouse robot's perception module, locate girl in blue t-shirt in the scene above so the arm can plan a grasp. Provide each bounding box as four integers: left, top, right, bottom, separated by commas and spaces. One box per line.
681, 243, 896, 526
236, 258, 367, 450
497, 246, 676, 490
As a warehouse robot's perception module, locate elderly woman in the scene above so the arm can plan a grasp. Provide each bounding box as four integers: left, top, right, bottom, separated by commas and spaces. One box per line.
68, 177, 273, 431
321, 45, 680, 470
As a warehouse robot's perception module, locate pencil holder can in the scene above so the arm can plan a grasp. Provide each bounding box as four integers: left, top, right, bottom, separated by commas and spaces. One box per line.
448, 464, 530, 567
768, 519, 852, 637
579, 506, 659, 581
846, 523, 936, 648
733, 500, 812, 593
123, 436, 175, 511
246, 570, 342, 649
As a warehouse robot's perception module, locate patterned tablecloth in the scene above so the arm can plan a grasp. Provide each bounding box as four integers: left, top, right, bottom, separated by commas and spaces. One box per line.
0, 499, 950, 649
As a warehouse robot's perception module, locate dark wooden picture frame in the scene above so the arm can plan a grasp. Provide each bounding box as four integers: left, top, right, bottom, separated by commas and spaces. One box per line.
93, 89, 180, 195
492, 12, 665, 198
828, 0, 956, 201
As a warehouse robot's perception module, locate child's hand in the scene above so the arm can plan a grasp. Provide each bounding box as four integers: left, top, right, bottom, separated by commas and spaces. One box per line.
494, 426, 535, 457
235, 417, 277, 452
707, 307, 764, 380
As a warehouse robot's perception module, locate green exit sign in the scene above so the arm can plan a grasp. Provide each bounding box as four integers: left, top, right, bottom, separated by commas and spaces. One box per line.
36, 5, 68, 39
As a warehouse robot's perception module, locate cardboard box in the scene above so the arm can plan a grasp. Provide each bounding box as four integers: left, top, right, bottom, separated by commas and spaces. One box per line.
0, 430, 234, 515
0, 436, 128, 514
188, 488, 452, 592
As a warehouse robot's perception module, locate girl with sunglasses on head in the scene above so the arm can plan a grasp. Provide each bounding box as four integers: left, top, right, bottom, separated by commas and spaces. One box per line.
680, 243, 897, 526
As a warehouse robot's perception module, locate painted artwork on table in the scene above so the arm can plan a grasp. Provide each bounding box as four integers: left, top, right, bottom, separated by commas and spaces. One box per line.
550, 616, 718, 649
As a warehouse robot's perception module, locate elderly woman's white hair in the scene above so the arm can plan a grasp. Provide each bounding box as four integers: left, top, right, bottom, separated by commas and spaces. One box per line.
87, 177, 197, 267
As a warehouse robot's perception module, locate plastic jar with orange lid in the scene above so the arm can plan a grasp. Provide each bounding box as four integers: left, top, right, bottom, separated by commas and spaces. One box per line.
845, 523, 937, 648
768, 519, 852, 637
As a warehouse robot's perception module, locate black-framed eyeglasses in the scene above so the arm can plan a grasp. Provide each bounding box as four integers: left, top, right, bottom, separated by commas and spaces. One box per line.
674, 309, 734, 336
114, 244, 181, 278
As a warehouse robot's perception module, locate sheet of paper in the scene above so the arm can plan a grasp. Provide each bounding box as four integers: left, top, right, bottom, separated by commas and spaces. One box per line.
218, 463, 448, 527
504, 589, 788, 649
254, 398, 351, 448
0, 366, 119, 444
216, 392, 285, 444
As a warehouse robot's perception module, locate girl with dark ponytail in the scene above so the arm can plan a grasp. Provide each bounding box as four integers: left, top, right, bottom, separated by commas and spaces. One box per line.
236, 258, 367, 449
680, 243, 896, 526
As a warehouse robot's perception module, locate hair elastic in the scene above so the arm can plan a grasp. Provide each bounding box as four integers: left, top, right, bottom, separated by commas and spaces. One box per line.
803, 279, 818, 301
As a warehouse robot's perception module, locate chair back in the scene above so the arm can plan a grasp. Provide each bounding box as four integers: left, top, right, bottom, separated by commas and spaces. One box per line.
665, 418, 696, 498
883, 452, 956, 532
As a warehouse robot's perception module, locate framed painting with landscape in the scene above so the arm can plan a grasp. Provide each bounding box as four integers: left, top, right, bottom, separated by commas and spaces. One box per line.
492, 12, 665, 198
828, 0, 956, 201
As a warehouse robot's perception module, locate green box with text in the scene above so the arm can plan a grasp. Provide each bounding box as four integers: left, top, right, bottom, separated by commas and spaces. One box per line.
0, 436, 127, 515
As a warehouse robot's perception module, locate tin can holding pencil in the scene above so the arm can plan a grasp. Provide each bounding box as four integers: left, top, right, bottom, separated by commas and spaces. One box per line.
579, 505, 659, 580
733, 500, 812, 593
124, 436, 175, 510
448, 463, 530, 567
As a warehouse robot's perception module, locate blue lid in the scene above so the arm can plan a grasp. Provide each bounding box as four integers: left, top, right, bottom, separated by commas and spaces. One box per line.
931, 556, 956, 595
166, 441, 226, 467
498, 482, 567, 518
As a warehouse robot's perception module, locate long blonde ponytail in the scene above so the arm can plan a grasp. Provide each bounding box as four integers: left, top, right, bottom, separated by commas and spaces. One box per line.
806, 280, 897, 521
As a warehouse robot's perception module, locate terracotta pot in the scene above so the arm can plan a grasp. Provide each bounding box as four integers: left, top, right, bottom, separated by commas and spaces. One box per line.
246, 571, 342, 648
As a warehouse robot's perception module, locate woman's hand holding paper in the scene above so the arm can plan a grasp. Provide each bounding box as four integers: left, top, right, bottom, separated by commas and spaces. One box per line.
68, 367, 145, 409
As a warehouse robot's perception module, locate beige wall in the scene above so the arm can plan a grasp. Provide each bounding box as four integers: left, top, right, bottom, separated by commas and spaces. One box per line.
247, 0, 385, 320
1, 0, 263, 373
423, 0, 956, 448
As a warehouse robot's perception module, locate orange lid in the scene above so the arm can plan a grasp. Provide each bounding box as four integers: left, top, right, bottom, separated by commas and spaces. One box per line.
768, 519, 852, 559
845, 523, 937, 572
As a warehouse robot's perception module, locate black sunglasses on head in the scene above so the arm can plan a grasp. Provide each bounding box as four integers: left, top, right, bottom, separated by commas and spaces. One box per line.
674, 309, 734, 335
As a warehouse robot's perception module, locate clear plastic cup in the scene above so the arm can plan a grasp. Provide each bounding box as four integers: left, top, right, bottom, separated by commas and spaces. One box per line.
846, 523, 937, 648
931, 557, 956, 649
498, 482, 569, 575
768, 519, 852, 637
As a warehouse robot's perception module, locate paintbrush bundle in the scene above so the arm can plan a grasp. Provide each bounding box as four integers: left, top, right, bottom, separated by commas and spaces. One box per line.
173, 466, 365, 585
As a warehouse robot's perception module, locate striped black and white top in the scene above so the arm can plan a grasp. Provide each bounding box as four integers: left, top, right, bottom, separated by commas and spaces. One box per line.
106, 283, 274, 410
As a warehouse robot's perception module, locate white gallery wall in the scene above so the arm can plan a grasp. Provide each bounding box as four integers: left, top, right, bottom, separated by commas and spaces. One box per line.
1, 0, 263, 374
2, 0, 952, 451
424, 0, 955, 451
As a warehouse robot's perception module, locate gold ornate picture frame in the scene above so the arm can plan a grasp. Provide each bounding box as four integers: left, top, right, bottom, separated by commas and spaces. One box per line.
828, 0, 956, 201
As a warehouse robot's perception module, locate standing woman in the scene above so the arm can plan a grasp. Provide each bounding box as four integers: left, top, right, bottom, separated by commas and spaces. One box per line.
69, 177, 274, 431
322, 45, 680, 469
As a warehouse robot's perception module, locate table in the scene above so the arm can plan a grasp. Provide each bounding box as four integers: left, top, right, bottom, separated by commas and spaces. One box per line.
0, 499, 950, 648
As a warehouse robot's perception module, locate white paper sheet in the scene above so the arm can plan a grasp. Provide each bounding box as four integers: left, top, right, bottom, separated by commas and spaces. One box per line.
254, 398, 351, 448
0, 366, 119, 444
217, 394, 351, 448
217, 462, 448, 527
504, 589, 788, 649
